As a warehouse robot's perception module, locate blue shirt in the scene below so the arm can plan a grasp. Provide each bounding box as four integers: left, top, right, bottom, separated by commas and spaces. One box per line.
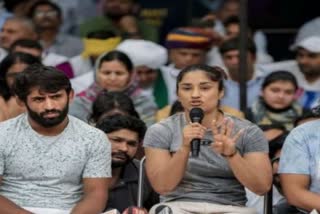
279, 120, 320, 194
221, 77, 264, 110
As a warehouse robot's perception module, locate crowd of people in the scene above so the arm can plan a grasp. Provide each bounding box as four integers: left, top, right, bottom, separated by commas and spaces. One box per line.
0, 0, 320, 213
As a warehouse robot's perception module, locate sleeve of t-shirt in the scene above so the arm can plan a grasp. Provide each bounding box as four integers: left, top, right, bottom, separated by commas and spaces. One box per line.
143, 123, 172, 150
241, 124, 269, 154
83, 131, 111, 178
0, 136, 4, 176
278, 127, 310, 175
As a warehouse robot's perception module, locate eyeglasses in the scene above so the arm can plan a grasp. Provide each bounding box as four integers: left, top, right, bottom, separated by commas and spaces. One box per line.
34, 10, 58, 18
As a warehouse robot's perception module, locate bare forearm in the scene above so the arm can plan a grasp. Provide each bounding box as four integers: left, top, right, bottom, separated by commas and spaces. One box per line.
147, 146, 190, 194
71, 192, 107, 214
0, 195, 33, 214
227, 153, 272, 195
286, 189, 320, 211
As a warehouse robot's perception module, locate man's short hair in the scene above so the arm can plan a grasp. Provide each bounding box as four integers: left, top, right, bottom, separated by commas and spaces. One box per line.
10, 39, 43, 52
96, 114, 147, 142
28, 0, 62, 19
13, 64, 72, 102
219, 36, 256, 55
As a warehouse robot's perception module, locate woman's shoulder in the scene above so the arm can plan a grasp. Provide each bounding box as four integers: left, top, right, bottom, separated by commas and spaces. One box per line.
149, 113, 185, 131
225, 113, 257, 129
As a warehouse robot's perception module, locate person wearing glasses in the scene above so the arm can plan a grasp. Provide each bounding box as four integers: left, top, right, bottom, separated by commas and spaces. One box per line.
28, 0, 83, 58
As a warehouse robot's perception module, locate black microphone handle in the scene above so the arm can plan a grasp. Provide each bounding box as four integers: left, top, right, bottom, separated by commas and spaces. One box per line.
191, 138, 201, 157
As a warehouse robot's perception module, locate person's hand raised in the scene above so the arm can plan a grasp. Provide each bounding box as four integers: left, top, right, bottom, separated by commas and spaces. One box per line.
211, 118, 243, 158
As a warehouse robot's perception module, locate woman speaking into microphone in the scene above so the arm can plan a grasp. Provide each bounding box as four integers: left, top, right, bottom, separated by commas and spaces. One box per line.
143, 64, 272, 214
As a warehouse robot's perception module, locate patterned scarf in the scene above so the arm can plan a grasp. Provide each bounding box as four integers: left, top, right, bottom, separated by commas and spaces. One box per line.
250, 97, 303, 130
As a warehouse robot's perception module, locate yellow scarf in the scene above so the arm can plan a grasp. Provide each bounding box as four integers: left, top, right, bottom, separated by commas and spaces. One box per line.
81, 37, 121, 58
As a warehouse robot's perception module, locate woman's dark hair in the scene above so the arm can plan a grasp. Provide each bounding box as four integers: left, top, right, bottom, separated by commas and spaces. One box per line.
262, 71, 298, 91
96, 114, 147, 142
0, 52, 41, 101
13, 64, 72, 102
28, 0, 62, 19
169, 100, 184, 116
98, 50, 133, 72
89, 91, 140, 124
176, 64, 226, 93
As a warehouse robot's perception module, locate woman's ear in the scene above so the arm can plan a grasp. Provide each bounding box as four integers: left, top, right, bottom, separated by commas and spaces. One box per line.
219, 89, 225, 100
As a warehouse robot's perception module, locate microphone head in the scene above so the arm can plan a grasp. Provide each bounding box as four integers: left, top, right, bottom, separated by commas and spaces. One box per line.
189, 108, 204, 123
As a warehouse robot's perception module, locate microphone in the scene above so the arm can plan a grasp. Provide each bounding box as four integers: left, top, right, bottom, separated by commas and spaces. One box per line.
189, 108, 204, 157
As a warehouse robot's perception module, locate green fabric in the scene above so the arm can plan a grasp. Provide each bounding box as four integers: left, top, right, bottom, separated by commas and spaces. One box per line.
79, 16, 159, 43
153, 69, 168, 109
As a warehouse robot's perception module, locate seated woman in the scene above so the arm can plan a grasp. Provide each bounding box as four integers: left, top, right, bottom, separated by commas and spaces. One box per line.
247, 71, 304, 131
0, 52, 41, 121
69, 50, 158, 126
143, 64, 272, 213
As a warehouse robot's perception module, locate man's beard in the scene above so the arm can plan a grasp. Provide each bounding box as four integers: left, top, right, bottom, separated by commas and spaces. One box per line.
111, 151, 133, 168
299, 64, 320, 78
26, 103, 69, 128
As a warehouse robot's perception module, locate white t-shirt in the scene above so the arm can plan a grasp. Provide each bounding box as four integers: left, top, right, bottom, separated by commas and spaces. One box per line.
0, 114, 111, 210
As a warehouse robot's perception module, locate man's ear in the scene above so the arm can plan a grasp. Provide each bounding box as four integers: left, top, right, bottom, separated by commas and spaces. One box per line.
68, 89, 75, 104
15, 96, 25, 107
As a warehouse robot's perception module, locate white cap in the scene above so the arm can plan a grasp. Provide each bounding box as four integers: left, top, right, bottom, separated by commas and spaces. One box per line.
290, 36, 320, 53
116, 39, 168, 69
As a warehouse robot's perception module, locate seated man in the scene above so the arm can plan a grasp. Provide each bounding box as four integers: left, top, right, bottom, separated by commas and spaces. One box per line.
96, 114, 159, 213
0, 64, 111, 214
279, 102, 320, 213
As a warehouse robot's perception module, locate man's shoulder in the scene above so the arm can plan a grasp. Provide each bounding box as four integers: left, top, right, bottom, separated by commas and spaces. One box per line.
68, 115, 106, 139
0, 114, 25, 132
292, 120, 320, 135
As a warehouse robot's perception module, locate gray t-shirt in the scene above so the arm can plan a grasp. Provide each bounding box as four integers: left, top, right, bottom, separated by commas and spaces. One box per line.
0, 114, 111, 210
143, 112, 268, 206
